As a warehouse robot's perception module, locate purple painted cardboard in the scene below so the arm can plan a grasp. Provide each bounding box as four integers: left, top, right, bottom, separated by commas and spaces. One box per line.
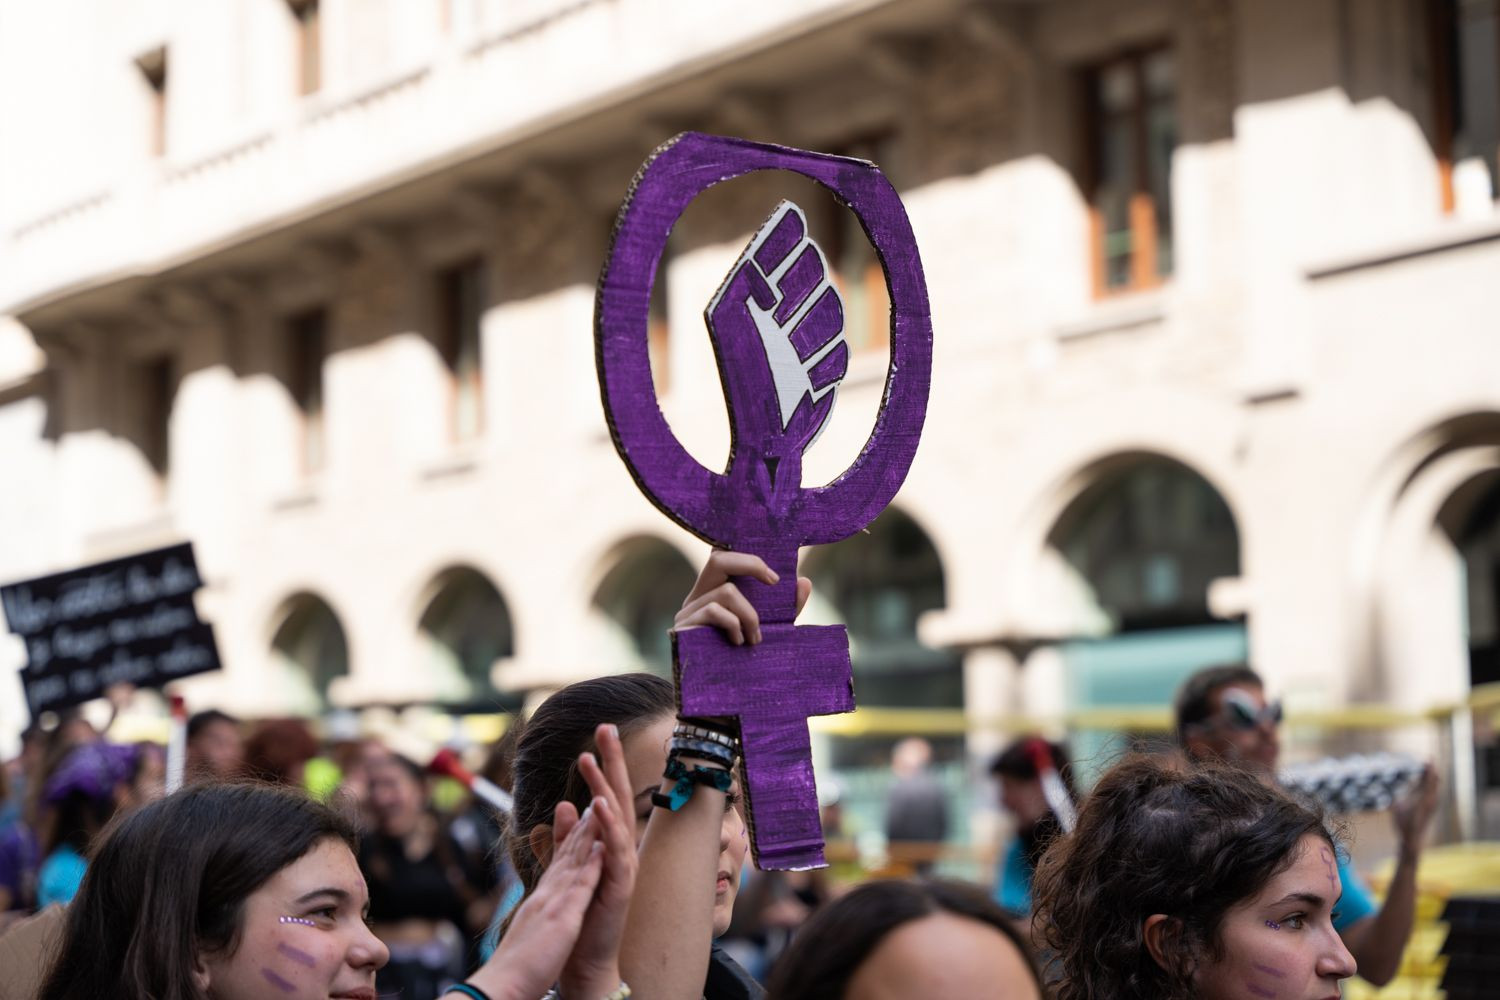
596, 132, 932, 869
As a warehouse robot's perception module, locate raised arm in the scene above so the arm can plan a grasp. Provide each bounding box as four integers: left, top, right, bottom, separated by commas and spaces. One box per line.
1339, 764, 1440, 987
617, 550, 807, 1000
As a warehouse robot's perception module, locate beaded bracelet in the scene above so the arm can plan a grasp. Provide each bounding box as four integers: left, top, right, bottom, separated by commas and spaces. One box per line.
540, 983, 632, 1000
672, 723, 738, 751
668, 735, 737, 770
652, 756, 732, 811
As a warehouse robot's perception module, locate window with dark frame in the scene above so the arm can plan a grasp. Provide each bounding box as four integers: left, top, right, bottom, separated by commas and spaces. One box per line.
138, 355, 175, 481
289, 0, 322, 96
815, 135, 893, 354
136, 48, 168, 159
1432, 0, 1499, 213
287, 308, 327, 474
1085, 48, 1177, 295
436, 260, 485, 442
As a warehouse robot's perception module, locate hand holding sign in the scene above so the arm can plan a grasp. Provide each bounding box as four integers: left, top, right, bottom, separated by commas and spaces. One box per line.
597, 133, 931, 869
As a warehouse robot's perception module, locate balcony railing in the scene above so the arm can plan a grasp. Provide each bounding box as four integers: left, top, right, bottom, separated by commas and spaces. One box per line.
0, 0, 879, 316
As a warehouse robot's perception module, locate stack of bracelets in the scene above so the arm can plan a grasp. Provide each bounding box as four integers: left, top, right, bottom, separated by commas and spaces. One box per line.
651, 720, 740, 812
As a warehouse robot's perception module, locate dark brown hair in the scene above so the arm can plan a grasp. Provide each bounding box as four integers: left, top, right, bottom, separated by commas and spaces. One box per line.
38, 782, 357, 1000
1031, 755, 1334, 1000
504, 672, 676, 895
239, 717, 320, 784
766, 878, 1042, 1000
1173, 663, 1265, 748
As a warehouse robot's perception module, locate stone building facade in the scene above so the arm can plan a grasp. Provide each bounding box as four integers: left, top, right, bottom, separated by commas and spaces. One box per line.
1, 0, 1498, 835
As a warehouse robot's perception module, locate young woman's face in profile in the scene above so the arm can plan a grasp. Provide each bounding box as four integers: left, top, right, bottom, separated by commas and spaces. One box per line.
199, 838, 388, 1000
622, 713, 749, 937
1195, 833, 1357, 1000
843, 911, 1041, 1000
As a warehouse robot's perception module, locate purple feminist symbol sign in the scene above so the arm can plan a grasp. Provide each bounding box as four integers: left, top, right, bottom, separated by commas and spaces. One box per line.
596, 133, 932, 869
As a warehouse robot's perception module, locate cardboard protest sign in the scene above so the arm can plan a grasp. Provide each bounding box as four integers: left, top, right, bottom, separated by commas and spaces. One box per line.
596, 133, 932, 869
1, 542, 221, 717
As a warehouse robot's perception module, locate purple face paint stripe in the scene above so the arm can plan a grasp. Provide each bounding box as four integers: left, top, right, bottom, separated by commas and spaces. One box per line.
277, 942, 317, 969
1252, 963, 1286, 978
1246, 984, 1277, 999
753, 208, 804, 272
261, 968, 296, 993
1265, 920, 1281, 930
772, 246, 826, 325
279, 916, 316, 927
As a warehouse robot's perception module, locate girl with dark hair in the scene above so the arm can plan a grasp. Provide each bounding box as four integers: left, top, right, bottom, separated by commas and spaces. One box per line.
765, 879, 1042, 1000
39, 772, 634, 1000
1032, 755, 1358, 1000
499, 550, 806, 1000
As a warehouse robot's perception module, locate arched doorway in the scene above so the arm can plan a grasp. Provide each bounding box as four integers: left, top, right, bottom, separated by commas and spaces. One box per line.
802, 508, 962, 848
417, 567, 514, 709
1046, 456, 1244, 779
803, 508, 960, 710
1445, 469, 1500, 836
270, 593, 348, 713
590, 538, 697, 676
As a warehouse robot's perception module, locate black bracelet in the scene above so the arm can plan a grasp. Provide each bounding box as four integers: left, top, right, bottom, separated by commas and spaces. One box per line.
443, 985, 492, 1000
668, 736, 737, 769
651, 756, 733, 811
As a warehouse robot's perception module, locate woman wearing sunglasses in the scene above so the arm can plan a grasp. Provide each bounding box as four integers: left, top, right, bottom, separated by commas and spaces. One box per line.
1173, 664, 1440, 987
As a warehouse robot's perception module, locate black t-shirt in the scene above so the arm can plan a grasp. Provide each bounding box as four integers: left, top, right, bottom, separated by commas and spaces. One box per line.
358, 826, 479, 930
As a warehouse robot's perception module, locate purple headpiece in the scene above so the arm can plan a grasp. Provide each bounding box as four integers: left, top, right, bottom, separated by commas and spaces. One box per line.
42, 742, 141, 804
596, 133, 932, 869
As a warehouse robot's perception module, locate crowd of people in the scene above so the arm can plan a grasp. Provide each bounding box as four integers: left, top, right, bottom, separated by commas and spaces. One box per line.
0, 550, 1443, 999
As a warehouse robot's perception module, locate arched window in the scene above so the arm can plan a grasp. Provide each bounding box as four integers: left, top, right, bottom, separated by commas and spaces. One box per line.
418, 567, 513, 706
271, 594, 348, 713
1051, 456, 1240, 634
804, 508, 960, 709
1047, 457, 1244, 776
591, 540, 697, 676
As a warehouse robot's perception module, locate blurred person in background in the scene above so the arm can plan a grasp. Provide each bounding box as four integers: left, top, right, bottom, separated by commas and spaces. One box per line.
451, 726, 520, 960
1, 723, 46, 828
358, 751, 493, 997
0, 718, 98, 922
333, 735, 393, 830
0, 761, 40, 926
239, 717, 320, 788
1175, 663, 1441, 987
33, 740, 164, 907
884, 737, 948, 875
989, 736, 1077, 922
184, 708, 244, 783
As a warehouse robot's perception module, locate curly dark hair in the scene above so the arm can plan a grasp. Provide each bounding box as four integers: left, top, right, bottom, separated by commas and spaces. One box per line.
1031, 754, 1336, 1000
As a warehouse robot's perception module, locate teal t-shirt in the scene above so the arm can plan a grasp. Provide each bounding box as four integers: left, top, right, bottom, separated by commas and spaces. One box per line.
993, 838, 1034, 917
37, 843, 87, 908
1334, 852, 1378, 932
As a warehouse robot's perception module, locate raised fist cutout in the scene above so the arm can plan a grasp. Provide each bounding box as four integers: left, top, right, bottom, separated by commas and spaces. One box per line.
706, 200, 850, 502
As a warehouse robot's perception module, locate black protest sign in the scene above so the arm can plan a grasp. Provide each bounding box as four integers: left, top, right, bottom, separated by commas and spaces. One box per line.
2, 542, 221, 716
